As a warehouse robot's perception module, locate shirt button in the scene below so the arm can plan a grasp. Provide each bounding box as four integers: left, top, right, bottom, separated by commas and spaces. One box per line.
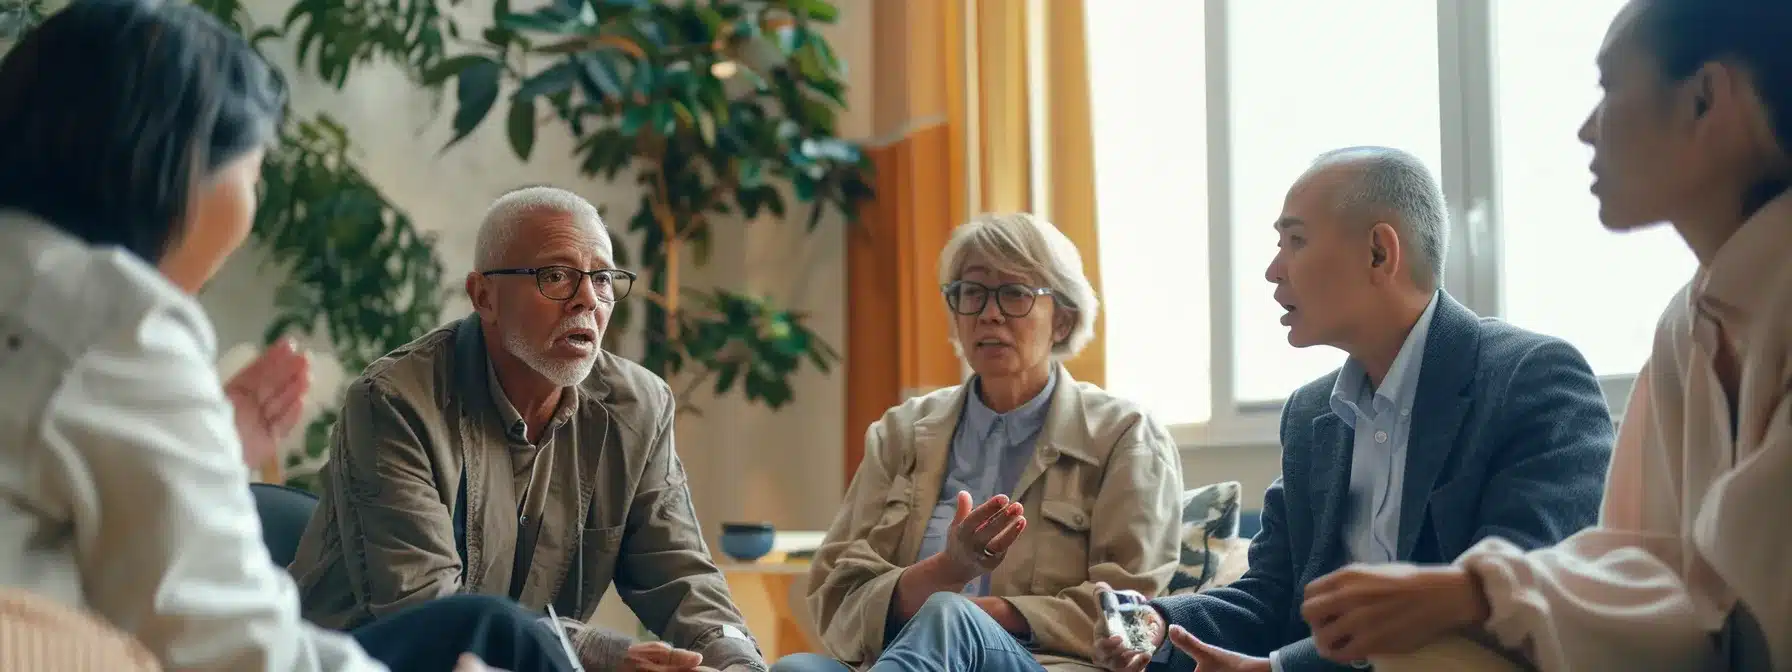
1373, 430, 1389, 443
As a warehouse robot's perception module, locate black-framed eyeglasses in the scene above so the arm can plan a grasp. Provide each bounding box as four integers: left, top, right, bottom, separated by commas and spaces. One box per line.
941, 280, 1054, 318
481, 266, 637, 302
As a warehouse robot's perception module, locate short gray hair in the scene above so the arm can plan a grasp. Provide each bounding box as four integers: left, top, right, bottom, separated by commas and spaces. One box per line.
1304, 146, 1449, 289
473, 186, 608, 270
937, 212, 1100, 359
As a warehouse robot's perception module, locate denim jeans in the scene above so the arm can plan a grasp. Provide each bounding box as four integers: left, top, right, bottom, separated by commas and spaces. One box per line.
772, 592, 1045, 672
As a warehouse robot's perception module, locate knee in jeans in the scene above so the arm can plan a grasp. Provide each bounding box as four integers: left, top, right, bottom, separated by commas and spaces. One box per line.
913, 592, 979, 624
769, 652, 849, 672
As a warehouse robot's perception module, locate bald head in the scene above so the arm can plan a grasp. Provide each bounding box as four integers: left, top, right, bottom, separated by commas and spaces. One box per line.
473, 186, 609, 270
1297, 146, 1449, 289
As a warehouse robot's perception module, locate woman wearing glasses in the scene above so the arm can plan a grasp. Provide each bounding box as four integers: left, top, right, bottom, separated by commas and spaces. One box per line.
780, 213, 1184, 672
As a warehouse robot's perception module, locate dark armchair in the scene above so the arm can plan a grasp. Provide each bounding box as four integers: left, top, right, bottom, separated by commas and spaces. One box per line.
248, 482, 319, 568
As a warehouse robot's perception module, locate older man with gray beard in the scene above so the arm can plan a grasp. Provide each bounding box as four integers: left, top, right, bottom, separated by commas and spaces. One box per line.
288, 186, 766, 672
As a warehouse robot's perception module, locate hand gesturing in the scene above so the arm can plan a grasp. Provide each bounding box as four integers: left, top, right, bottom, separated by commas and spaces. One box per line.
223, 338, 310, 469
940, 491, 1027, 584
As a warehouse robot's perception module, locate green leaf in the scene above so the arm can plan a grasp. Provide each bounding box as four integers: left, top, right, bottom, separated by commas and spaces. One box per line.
573, 53, 625, 100
786, 0, 840, 22
422, 53, 494, 88
498, 8, 587, 35
507, 96, 537, 160
446, 58, 503, 148
516, 62, 576, 99
713, 361, 742, 395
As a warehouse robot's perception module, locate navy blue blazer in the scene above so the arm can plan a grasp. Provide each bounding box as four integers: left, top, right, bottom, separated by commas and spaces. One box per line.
1151, 293, 1614, 672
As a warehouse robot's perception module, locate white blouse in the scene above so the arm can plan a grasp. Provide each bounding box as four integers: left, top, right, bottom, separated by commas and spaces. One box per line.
0, 212, 385, 671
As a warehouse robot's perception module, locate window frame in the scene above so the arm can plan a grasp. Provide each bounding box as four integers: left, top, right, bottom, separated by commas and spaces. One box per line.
1170, 0, 1635, 450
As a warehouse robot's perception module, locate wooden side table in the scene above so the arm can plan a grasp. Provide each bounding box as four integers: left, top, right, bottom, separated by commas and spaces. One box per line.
718, 555, 820, 661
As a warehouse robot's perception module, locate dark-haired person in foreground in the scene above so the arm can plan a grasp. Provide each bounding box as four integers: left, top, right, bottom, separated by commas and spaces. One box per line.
1297, 1, 1792, 670
0, 1, 573, 670
1088, 147, 1615, 672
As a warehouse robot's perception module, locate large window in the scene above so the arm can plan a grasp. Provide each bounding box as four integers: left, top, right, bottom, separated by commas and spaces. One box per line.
1087, 0, 1212, 426
1227, 0, 1443, 403
1491, 0, 1696, 378
1087, 0, 1691, 446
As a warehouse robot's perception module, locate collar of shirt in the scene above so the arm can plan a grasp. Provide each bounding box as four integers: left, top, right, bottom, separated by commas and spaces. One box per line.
1331, 290, 1441, 427
1695, 189, 1792, 334
486, 358, 579, 446
962, 366, 1058, 443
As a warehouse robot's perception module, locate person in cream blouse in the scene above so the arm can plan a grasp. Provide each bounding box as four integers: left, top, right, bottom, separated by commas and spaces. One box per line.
777, 213, 1184, 672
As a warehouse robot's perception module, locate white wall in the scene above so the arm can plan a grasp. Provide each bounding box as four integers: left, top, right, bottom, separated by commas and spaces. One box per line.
202, 0, 861, 549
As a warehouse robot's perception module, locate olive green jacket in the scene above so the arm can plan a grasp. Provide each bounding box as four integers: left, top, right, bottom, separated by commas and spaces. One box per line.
288, 315, 762, 670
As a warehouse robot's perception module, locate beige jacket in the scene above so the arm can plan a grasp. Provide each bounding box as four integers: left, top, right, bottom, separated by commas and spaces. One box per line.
1457, 192, 1792, 671
0, 213, 382, 671
288, 315, 762, 670
810, 368, 1184, 671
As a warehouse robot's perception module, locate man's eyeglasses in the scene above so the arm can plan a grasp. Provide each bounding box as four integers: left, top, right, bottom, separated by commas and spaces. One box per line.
481, 266, 637, 302
941, 280, 1054, 318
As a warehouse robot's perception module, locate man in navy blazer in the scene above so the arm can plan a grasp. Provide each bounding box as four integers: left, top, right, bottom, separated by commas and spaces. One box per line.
1090, 147, 1614, 672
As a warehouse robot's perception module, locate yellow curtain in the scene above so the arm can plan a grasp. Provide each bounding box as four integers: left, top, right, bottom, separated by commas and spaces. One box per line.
845, 0, 965, 481
967, 0, 1106, 386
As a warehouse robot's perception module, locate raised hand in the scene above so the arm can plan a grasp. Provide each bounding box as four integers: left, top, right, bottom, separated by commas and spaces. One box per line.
940, 491, 1027, 584
223, 338, 310, 469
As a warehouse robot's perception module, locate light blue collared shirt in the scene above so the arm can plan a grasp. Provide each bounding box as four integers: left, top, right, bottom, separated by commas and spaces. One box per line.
917, 369, 1057, 596
1250, 293, 1440, 672
1331, 291, 1438, 565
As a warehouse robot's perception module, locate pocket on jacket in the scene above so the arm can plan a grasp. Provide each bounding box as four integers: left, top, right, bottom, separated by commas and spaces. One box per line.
1031, 498, 1094, 592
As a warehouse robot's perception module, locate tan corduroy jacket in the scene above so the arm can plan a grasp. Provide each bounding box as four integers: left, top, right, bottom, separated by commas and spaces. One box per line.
810, 367, 1184, 671
287, 315, 762, 670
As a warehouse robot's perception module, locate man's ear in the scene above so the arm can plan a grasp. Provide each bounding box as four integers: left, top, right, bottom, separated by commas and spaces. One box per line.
1367, 223, 1403, 280
466, 272, 497, 319
1053, 308, 1075, 346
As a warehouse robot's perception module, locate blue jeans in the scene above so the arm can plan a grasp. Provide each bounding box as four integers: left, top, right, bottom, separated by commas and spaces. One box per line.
773, 593, 1044, 672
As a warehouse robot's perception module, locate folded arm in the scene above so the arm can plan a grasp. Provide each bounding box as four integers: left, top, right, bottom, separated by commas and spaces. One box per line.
326, 377, 464, 625
1006, 436, 1183, 658
53, 304, 381, 671
614, 403, 764, 671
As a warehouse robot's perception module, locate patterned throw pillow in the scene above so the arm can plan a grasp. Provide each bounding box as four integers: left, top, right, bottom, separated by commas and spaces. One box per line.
1166, 480, 1244, 595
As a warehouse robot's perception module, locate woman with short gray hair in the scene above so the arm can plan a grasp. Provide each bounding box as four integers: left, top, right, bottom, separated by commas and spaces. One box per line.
781, 213, 1185, 672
